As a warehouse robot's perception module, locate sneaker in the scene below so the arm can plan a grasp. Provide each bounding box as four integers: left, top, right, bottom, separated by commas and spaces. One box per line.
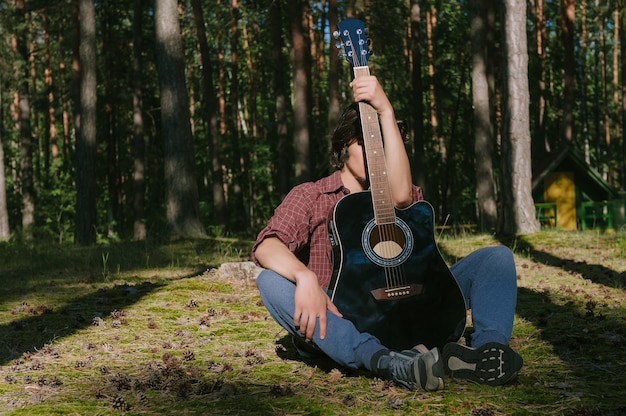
442, 342, 523, 386
376, 344, 445, 391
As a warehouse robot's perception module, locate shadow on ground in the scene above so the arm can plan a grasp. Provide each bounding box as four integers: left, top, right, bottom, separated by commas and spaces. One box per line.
0, 280, 165, 364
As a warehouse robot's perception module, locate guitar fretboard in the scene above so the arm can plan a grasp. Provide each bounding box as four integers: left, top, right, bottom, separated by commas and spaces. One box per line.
354, 66, 396, 226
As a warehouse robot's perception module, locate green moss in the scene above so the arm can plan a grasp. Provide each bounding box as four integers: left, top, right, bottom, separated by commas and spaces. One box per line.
1, 233, 625, 415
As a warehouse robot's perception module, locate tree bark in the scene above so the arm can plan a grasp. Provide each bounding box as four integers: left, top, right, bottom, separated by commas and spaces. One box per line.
501, 0, 540, 235
426, 5, 445, 208
530, 0, 550, 162
270, 0, 290, 198
288, 0, 311, 184
620, 0, 626, 187
229, 0, 245, 231
154, 0, 205, 238
0, 81, 9, 242
560, 0, 575, 144
599, 14, 608, 170
611, 5, 620, 186
101, 1, 120, 237
132, 0, 147, 241
190, 0, 228, 227
471, 0, 497, 233
579, 0, 590, 162
43, 14, 58, 181
410, 0, 426, 191
16, 0, 35, 238
74, 0, 98, 244
327, 0, 340, 174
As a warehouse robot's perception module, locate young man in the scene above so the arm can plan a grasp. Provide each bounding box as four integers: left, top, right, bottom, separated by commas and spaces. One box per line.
252, 76, 523, 391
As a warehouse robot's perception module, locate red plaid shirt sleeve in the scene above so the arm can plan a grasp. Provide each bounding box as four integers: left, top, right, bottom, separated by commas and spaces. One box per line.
251, 170, 423, 288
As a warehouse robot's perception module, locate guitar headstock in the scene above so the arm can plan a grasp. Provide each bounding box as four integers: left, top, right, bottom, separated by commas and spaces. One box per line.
334, 18, 372, 68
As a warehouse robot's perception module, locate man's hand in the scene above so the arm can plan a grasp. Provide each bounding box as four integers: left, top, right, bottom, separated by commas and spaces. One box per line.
350, 75, 393, 117
254, 238, 344, 341
293, 271, 342, 341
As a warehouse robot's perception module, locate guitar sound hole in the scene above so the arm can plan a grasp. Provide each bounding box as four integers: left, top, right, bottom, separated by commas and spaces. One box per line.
361, 219, 414, 268
370, 225, 405, 260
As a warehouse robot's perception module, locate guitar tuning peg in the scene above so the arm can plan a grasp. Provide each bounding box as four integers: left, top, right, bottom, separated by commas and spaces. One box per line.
338, 52, 347, 58
335, 41, 343, 49
332, 30, 340, 39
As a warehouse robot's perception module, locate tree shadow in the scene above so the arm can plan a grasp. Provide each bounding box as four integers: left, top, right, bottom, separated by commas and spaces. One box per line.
0, 280, 167, 364
498, 235, 626, 289
274, 334, 361, 376
515, 285, 626, 399
0, 239, 232, 310
438, 238, 626, 407
0, 257, 231, 367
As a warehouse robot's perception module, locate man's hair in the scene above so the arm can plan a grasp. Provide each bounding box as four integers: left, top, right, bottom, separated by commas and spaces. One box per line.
330, 103, 362, 170
329, 102, 407, 170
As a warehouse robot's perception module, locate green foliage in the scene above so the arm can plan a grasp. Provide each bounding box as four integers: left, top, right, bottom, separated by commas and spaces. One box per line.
0, 0, 624, 243
35, 170, 75, 243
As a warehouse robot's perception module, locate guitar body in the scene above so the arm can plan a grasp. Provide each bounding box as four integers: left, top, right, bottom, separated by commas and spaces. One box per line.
329, 192, 466, 351
329, 18, 465, 351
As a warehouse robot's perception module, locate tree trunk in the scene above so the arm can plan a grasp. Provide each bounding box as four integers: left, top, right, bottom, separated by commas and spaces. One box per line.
611, 5, 620, 186
327, 0, 340, 174
154, 0, 205, 239
426, 5, 445, 209
620, 0, 626, 187
75, 0, 98, 244
243, 22, 258, 140
242, 17, 259, 229
57, 21, 72, 172
16, 0, 35, 238
444, 53, 469, 225
230, 0, 245, 232
190, 0, 228, 227
102, 2, 120, 237
471, 0, 497, 233
560, 0, 575, 144
71, 0, 81, 173
599, 14, 609, 170
217, 3, 227, 137
270, 0, 290, 198
288, 0, 311, 184
579, 0, 590, 162
500, 0, 540, 235
0, 81, 9, 242
43, 14, 58, 181
530, 0, 550, 162
132, 0, 147, 241
410, 0, 426, 191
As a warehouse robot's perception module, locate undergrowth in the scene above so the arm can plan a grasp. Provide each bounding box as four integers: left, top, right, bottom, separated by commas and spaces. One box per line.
0, 232, 625, 415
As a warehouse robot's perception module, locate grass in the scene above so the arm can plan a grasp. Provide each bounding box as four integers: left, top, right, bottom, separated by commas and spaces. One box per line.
1, 231, 625, 415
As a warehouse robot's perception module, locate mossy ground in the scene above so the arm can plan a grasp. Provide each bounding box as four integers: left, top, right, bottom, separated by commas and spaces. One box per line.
1, 232, 625, 415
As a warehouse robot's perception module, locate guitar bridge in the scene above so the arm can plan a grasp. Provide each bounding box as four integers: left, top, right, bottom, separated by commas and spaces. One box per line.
371, 284, 423, 301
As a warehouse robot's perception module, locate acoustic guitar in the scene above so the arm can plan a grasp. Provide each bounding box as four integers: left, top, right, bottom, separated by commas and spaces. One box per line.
328, 18, 466, 351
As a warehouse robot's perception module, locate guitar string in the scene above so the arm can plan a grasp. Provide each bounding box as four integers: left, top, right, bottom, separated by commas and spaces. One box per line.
382, 223, 406, 291
348, 27, 407, 293
380, 224, 394, 291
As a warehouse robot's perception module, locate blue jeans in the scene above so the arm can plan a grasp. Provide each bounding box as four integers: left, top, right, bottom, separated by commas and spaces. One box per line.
256, 245, 517, 371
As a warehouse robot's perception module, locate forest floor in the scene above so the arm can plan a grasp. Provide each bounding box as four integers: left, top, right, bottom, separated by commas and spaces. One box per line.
0, 231, 625, 415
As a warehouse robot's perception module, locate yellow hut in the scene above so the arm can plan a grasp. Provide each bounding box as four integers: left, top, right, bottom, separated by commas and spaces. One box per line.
532, 146, 624, 231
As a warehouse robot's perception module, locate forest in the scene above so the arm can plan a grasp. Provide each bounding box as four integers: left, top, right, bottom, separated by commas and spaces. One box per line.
0, 0, 625, 245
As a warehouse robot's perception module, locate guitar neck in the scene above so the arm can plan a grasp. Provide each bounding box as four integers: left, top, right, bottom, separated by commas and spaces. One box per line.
353, 66, 396, 225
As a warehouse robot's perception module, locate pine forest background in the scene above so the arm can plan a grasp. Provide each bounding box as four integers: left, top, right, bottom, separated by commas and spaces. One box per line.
0, 0, 625, 245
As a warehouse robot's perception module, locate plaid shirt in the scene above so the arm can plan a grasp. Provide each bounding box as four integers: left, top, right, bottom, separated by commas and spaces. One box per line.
251, 170, 423, 289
